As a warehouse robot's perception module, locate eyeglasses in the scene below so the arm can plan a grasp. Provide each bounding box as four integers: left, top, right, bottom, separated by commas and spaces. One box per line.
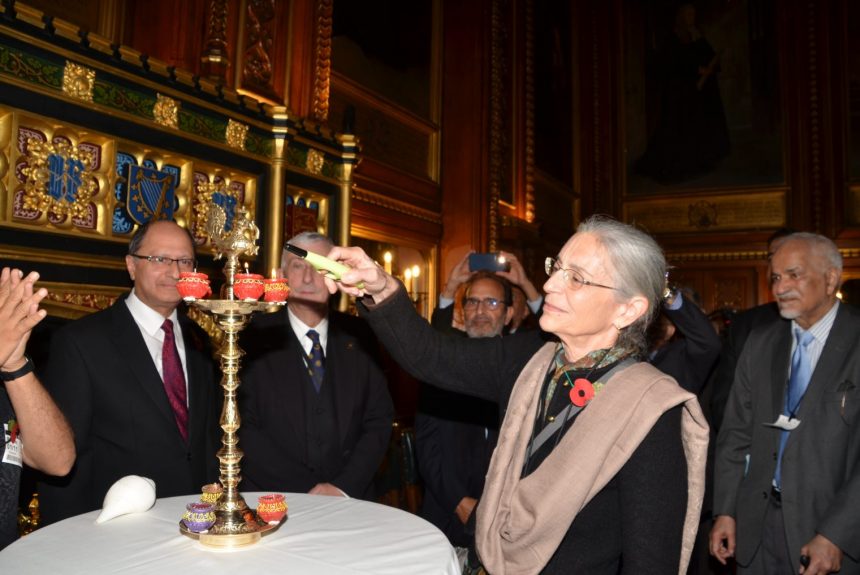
130, 254, 196, 270
544, 257, 616, 291
462, 297, 504, 311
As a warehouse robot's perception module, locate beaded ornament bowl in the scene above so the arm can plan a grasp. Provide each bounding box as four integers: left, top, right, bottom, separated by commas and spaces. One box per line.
181, 502, 216, 533
256, 494, 287, 524
263, 279, 289, 302
177, 272, 211, 299
233, 273, 265, 300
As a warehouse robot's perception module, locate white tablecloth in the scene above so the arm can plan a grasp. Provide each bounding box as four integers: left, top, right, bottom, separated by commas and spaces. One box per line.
0, 492, 460, 574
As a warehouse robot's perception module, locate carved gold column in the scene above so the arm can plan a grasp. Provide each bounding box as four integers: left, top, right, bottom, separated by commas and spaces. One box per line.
336, 133, 357, 311
265, 106, 289, 274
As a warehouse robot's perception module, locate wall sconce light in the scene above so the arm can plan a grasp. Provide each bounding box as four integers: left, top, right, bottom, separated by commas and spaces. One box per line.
383, 251, 393, 274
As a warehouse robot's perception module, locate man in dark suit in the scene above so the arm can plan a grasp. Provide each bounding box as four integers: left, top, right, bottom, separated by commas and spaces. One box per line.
711, 233, 860, 575
710, 228, 795, 433
238, 232, 393, 498
39, 221, 220, 523
417, 272, 514, 549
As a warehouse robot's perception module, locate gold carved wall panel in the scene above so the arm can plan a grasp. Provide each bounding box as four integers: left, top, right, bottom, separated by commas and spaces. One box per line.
0, 106, 258, 248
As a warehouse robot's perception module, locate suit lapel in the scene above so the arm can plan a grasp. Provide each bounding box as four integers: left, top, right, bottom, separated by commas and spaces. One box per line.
799, 304, 856, 416
328, 316, 358, 446
179, 314, 211, 447
110, 299, 182, 437
769, 323, 792, 424
274, 325, 309, 438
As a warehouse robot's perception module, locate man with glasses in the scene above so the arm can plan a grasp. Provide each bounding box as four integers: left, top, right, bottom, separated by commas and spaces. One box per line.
434, 251, 543, 334
711, 233, 860, 575
39, 220, 220, 523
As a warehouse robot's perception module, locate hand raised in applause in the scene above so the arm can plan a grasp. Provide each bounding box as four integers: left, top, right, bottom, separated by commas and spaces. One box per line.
0, 268, 48, 370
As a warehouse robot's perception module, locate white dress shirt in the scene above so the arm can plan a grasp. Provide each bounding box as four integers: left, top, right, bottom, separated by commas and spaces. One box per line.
790, 299, 839, 375
287, 309, 330, 357
125, 290, 189, 404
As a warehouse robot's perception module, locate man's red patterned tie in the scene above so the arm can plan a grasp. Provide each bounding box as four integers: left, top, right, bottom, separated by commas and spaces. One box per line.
161, 318, 189, 442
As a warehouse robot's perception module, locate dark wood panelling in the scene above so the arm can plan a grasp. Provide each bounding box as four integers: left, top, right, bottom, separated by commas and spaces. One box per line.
439, 0, 491, 278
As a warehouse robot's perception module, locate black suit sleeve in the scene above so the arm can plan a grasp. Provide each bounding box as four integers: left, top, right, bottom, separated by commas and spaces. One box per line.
415, 411, 470, 516
331, 333, 394, 497
660, 295, 722, 393
40, 325, 98, 521
430, 304, 455, 332
709, 312, 754, 432
618, 406, 687, 574
358, 287, 549, 407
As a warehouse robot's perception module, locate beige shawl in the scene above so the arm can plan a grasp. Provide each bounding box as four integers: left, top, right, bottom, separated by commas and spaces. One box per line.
475, 343, 709, 575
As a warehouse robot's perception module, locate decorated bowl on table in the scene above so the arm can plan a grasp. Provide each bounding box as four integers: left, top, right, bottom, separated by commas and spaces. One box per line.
177, 272, 211, 300
263, 278, 289, 303
200, 483, 223, 505
181, 502, 216, 532
256, 493, 287, 524
233, 273, 265, 300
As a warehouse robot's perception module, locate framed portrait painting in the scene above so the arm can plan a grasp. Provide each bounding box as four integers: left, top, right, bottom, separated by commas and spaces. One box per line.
623, 0, 784, 195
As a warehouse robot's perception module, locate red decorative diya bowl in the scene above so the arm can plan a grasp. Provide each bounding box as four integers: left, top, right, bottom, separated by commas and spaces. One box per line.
256, 493, 287, 523
263, 278, 289, 302
177, 272, 211, 299
233, 273, 265, 300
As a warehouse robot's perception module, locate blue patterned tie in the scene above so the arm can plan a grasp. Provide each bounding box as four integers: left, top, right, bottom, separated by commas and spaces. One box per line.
774, 328, 814, 489
306, 329, 325, 393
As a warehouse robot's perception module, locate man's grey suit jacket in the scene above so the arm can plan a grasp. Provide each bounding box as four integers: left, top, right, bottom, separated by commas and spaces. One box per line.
714, 302, 860, 572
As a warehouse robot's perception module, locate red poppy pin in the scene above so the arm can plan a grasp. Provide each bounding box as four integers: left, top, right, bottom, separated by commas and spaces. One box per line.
7, 418, 18, 443
569, 378, 595, 407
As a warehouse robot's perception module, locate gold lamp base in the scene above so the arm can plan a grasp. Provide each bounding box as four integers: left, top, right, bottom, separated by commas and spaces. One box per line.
179, 508, 285, 548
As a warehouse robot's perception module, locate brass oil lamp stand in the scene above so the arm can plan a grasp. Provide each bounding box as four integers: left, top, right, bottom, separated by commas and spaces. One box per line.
179, 204, 286, 548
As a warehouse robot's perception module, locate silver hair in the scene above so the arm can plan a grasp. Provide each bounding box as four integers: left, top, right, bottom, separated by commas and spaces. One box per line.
281, 231, 333, 267
777, 232, 842, 276
577, 215, 667, 356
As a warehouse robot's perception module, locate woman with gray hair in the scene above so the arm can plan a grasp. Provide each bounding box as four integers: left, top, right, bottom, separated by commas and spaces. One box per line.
326, 215, 709, 575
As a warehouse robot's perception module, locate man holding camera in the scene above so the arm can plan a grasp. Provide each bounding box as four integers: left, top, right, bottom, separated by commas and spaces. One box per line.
436, 251, 543, 332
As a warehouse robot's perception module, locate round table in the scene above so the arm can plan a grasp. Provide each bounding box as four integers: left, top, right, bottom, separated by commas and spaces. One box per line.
0, 493, 460, 574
